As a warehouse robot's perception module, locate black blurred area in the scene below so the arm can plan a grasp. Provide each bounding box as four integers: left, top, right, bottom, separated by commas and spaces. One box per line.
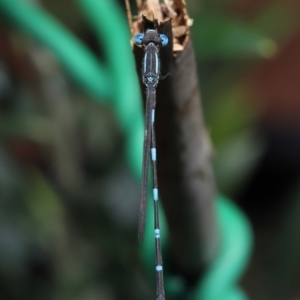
239, 126, 300, 225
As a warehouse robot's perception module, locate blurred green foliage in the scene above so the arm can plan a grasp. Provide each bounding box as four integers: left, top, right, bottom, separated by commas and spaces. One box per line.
188, 0, 299, 195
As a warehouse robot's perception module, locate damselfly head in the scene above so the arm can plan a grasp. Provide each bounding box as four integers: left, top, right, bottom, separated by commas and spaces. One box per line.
134, 29, 168, 47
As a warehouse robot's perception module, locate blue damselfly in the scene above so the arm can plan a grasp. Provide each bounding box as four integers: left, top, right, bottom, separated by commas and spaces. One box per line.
134, 24, 168, 300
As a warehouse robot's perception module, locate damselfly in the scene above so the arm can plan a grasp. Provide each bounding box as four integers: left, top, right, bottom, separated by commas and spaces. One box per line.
134, 26, 168, 300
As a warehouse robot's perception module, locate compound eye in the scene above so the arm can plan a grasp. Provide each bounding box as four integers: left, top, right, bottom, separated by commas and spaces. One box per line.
134, 33, 144, 45
160, 34, 168, 47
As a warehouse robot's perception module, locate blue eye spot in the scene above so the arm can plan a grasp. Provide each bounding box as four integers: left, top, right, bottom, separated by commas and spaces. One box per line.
160, 34, 168, 47
135, 33, 144, 45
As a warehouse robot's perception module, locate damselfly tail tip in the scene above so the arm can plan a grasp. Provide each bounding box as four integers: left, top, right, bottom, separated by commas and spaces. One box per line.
156, 295, 165, 300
